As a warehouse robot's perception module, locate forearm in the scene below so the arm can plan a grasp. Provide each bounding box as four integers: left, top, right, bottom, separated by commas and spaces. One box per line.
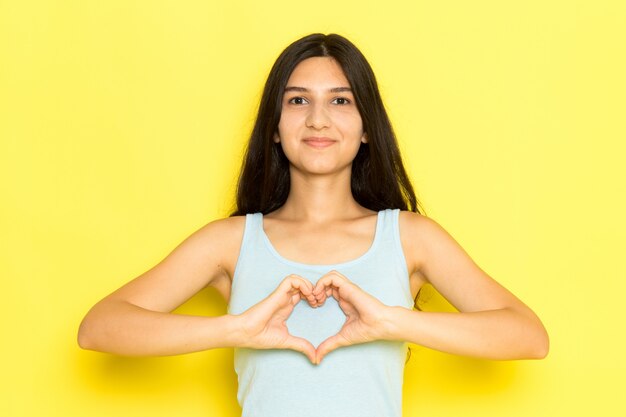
78, 300, 242, 356
382, 306, 549, 360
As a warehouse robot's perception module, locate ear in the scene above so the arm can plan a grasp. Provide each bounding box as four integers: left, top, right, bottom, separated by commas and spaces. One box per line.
273, 132, 280, 143
361, 132, 368, 144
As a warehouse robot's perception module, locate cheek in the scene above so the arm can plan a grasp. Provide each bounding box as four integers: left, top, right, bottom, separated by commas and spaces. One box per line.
276, 113, 301, 139
338, 114, 364, 137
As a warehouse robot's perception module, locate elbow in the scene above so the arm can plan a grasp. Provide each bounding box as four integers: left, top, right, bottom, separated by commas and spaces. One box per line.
527, 324, 550, 359
77, 317, 97, 351
535, 329, 550, 359
503, 310, 550, 360
77, 321, 90, 350
511, 308, 549, 360
77, 300, 117, 352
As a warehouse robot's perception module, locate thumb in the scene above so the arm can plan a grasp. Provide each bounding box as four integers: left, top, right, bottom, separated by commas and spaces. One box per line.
283, 335, 317, 364
315, 333, 348, 364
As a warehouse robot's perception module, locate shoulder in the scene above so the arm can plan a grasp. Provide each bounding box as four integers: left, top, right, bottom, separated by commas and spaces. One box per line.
198, 214, 247, 235
193, 215, 247, 251
185, 215, 248, 280
397, 210, 443, 238
397, 210, 454, 271
183, 215, 248, 263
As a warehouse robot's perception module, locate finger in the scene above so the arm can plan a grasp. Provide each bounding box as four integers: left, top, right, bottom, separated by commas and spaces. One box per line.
313, 270, 350, 294
294, 276, 323, 307
313, 275, 344, 306
313, 273, 335, 292
277, 275, 318, 306
283, 335, 317, 364
287, 276, 319, 307
315, 333, 348, 364
321, 272, 366, 305
289, 291, 302, 306
281, 274, 311, 295
295, 275, 315, 293
312, 280, 329, 305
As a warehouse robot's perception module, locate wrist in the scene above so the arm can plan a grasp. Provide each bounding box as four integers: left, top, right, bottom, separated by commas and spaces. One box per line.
378, 305, 412, 341
218, 313, 247, 348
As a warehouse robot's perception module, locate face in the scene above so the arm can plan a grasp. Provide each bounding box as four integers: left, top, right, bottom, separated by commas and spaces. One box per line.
274, 56, 367, 176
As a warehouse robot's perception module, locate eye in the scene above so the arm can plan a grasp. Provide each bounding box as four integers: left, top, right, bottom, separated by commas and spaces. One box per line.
332, 97, 351, 105
287, 96, 308, 105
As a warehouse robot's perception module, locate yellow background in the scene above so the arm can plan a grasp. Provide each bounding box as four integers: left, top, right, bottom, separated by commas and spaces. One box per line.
1, 0, 624, 416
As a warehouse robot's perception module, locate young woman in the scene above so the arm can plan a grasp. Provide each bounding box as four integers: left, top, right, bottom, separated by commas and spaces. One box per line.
78, 33, 549, 417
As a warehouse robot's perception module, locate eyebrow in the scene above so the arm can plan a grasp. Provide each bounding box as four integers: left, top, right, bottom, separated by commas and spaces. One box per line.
284, 86, 353, 93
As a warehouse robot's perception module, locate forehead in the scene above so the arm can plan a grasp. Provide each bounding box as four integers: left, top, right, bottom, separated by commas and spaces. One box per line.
286, 57, 350, 88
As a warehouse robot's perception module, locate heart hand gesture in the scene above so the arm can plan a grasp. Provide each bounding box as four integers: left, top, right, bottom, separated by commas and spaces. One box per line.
235, 272, 392, 365
236, 275, 319, 363
312, 270, 390, 364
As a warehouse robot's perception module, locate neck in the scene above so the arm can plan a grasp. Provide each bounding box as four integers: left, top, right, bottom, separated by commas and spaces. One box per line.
272, 167, 368, 222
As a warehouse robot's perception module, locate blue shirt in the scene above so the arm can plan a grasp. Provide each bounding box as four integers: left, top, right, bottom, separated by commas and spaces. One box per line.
228, 209, 414, 417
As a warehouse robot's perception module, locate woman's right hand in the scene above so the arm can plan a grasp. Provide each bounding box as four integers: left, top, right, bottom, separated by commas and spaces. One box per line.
235, 275, 319, 363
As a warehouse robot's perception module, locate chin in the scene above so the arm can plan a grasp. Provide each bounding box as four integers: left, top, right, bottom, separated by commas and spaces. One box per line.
290, 161, 342, 176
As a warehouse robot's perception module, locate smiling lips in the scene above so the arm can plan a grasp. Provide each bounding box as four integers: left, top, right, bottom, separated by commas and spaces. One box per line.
303, 137, 336, 149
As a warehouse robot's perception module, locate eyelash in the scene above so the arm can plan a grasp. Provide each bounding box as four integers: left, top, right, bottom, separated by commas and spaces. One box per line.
287, 97, 352, 105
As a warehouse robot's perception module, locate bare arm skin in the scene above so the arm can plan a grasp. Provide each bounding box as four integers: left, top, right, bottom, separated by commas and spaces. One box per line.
310, 212, 549, 363
79, 211, 548, 362
387, 211, 549, 359
77, 217, 244, 356
77, 217, 320, 361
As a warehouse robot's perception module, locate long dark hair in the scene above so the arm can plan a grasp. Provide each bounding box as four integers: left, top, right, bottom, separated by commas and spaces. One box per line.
231, 33, 422, 216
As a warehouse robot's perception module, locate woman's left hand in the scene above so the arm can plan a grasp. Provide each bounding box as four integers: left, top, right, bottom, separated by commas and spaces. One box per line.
312, 270, 392, 364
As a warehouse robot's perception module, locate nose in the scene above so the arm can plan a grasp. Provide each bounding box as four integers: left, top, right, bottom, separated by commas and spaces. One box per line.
305, 102, 331, 130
